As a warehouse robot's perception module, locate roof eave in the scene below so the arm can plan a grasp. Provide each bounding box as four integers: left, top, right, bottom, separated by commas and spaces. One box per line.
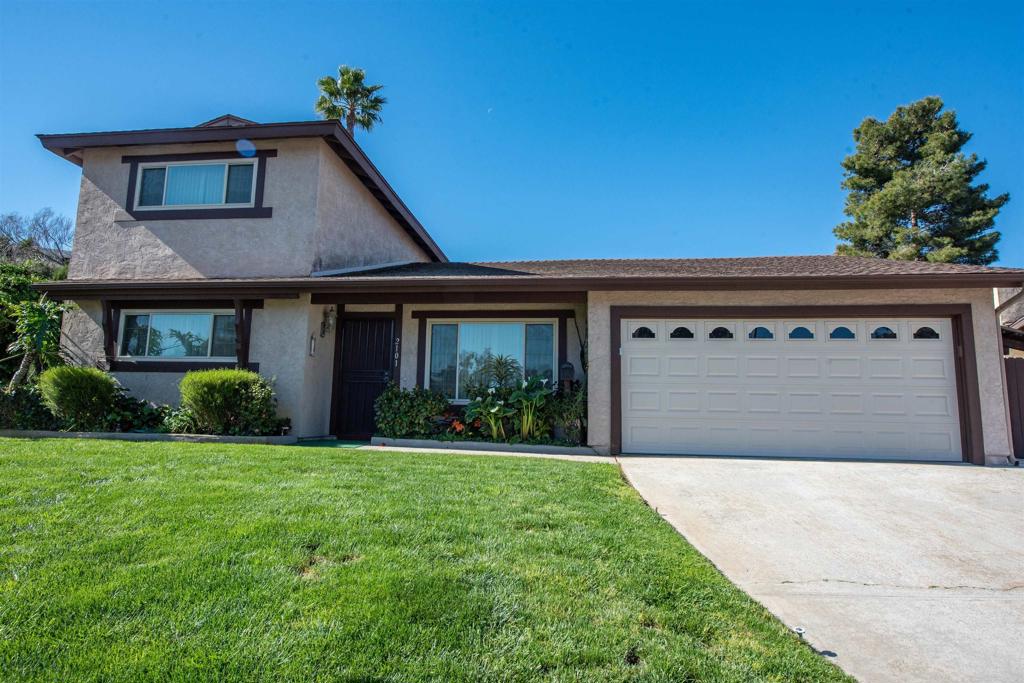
33, 272, 1024, 300
35, 121, 447, 263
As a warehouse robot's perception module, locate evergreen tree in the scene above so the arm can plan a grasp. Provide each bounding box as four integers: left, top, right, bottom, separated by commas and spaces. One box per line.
834, 97, 1008, 265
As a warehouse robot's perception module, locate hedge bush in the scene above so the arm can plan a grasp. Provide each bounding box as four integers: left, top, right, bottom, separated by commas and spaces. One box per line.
0, 385, 61, 431
178, 368, 289, 436
37, 366, 119, 431
374, 383, 449, 438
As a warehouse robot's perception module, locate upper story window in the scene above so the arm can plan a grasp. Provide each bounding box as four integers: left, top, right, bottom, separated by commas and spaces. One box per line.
136, 161, 256, 209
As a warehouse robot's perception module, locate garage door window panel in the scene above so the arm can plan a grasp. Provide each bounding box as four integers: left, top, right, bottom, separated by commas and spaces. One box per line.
828, 322, 858, 341
786, 323, 816, 340
913, 324, 941, 340
870, 324, 899, 340
707, 323, 736, 340
746, 322, 775, 341
668, 322, 696, 340
629, 323, 657, 340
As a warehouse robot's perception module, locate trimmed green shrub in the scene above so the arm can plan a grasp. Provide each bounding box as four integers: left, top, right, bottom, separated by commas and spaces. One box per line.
374, 383, 449, 438
105, 393, 168, 433
178, 368, 289, 436
0, 385, 61, 430
37, 366, 118, 431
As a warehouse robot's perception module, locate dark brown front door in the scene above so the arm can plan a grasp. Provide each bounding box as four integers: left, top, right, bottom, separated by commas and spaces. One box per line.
334, 317, 395, 439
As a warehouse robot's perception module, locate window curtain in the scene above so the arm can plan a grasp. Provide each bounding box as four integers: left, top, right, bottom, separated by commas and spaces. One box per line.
165, 164, 225, 205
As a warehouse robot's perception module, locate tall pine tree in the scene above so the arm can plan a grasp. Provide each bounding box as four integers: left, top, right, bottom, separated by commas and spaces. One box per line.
834, 97, 1008, 265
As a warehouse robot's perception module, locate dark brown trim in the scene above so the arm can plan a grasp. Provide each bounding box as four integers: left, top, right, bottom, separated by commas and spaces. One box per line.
36, 273, 1024, 301
310, 291, 588, 305
38, 120, 447, 262
416, 317, 428, 389
110, 299, 264, 310
109, 360, 258, 373
608, 304, 985, 465
122, 149, 276, 221
393, 303, 403, 384
100, 299, 118, 363
233, 299, 253, 369
558, 316, 568, 371
121, 150, 278, 163
411, 309, 575, 320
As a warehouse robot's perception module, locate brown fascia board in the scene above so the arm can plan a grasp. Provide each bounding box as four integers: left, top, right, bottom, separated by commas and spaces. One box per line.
36, 121, 447, 263
33, 272, 1024, 299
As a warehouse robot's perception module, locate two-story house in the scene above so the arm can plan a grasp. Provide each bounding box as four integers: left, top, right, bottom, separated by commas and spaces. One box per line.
36, 115, 1024, 465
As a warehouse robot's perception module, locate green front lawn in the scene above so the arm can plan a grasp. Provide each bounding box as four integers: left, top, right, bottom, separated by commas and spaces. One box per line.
0, 439, 847, 682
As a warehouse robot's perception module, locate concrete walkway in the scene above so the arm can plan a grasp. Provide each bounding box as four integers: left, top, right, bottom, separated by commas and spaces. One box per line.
357, 443, 614, 464
619, 456, 1024, 683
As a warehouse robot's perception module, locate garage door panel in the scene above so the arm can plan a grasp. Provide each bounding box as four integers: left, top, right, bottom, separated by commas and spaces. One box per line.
666, 356, 699, 376
621, 317, 962, 461
786, 356, 821, 377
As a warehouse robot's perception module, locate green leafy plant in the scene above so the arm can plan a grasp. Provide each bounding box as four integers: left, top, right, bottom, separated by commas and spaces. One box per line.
549, 381, 587, 445
178, 369, 289, 436
161, 406, 198, 434
104, 393, 167, 433
373, 383, 449, 438
464, 388, 516, 441
509, 376, 555, 440
4, 296, 68, 389
0, 384, 61, 430
37, 366, 118, 431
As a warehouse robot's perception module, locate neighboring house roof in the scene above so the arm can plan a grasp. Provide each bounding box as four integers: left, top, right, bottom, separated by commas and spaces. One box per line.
35, 118, 447, 263
1002, 325, 1024, 352
36, 255, 1024, 299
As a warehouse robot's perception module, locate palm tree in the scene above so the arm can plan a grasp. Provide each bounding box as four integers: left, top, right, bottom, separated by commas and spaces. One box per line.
314, 65, 387, 137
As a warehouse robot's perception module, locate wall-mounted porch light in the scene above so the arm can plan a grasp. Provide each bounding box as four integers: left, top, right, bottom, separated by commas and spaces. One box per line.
320, 306, 337, 337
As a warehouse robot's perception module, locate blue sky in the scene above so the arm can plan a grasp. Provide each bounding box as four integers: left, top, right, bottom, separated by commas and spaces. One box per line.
1, 0, 1021, 265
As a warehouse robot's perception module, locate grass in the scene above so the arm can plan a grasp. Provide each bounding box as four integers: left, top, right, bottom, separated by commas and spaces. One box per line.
0, 438, 849, 682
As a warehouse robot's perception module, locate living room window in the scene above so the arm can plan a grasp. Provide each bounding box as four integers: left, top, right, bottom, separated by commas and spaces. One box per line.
426, 320, 556, 401
118, 310, 236, 359
136, 160, 256, 208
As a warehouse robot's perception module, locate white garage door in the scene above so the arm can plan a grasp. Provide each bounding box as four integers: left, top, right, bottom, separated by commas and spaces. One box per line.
621, 318, 962, 461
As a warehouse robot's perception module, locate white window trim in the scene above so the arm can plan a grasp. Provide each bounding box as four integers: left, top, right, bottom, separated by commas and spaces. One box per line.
116, 309, 237, 362
424, 318, 559, 403
134, 159, 258, 210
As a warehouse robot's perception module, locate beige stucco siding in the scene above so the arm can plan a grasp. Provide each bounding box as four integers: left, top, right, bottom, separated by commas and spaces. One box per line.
60, 298, 337, 438
69, 139, 322, 279
313, 145, 429, 272
586, 288, 1010, 461
67, 137, 434, 281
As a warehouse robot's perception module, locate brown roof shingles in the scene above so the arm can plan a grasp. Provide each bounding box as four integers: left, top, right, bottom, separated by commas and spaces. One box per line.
339, 255, 1024, 280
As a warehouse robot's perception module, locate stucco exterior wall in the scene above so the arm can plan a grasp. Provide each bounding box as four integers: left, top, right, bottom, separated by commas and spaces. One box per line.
67, 138, 433, 281
60, 298, 336, 438
586, 288, 1010, 461
398, 303, 588, 390
69, 139, 322, 279
313, 145, 429, 272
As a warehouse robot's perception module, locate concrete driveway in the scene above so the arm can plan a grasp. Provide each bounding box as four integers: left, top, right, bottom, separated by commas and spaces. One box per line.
619, 457, 1024, 683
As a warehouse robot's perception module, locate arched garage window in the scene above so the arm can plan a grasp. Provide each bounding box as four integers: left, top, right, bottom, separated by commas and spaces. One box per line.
913, 326, 940, 340
631, 326, 656, 339
670, 326, 694, 339
871, 326, 898, 340
788, 326, 814, 340
748, 326, 774, 340
829, 326, 856, 340
709, 326, 734, 339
